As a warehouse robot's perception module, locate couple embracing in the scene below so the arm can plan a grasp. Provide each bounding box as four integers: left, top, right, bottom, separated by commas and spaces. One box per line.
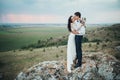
67, 12, 86, 73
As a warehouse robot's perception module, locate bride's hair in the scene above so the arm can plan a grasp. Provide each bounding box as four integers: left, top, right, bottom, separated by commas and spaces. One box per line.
67, 16, 72, 32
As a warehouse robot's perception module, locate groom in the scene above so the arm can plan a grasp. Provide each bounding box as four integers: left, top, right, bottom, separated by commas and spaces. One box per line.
73, 12, 85, 68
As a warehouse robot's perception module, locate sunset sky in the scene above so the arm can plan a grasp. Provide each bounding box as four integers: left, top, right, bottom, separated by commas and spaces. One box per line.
0, 0, 120, 24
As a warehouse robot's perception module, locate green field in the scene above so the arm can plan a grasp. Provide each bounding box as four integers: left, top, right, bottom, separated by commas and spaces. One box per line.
0, 25, 98, 52
0, 27, 68, 51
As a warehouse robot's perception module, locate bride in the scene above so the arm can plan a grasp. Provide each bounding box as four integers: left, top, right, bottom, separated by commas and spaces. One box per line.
67, 16, 78, 72
67, 15, 86, 72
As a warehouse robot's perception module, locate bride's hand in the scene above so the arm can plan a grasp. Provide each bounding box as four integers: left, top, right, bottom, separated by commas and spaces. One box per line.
72, 30, 79, 34
81, 21, 86, 26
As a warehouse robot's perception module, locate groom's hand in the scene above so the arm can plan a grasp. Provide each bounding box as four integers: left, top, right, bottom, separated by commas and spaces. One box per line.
72, 30, 79, 34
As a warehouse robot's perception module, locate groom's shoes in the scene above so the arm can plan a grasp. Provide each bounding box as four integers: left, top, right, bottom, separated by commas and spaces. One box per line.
74, 64, 81, 68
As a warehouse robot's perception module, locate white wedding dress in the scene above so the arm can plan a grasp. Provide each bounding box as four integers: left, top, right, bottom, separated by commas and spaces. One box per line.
67, 33, 76, 72
67, 24, 76, 72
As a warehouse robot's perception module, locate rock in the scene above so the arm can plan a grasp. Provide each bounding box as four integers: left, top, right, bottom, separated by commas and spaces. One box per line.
0, 72, 3, 79
15, 52, 120, 80
16, 72, 26, 80
115, 46, 120, 51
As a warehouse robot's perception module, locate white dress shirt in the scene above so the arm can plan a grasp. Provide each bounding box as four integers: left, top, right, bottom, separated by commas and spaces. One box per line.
71, 20, 85, 35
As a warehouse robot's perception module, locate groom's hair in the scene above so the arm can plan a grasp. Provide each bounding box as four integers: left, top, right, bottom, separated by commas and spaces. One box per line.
74, 12, 81, 18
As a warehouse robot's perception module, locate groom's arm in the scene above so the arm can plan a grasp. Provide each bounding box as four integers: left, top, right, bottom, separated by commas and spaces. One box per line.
72, 30, 79, 34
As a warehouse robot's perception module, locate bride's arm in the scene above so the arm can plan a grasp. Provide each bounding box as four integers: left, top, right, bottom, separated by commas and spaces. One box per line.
71, 23, 79, 34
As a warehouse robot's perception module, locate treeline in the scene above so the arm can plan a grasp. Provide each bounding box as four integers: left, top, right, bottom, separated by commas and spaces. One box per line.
21, 35, 103, 50
21, 36, 68, 50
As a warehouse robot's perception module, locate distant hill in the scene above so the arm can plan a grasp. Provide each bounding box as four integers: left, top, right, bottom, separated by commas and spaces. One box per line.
84, 24, 120, 60
85, 24, 120, 41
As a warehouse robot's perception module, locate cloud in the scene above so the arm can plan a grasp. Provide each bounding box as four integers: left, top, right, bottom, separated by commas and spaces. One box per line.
87, 10, 120, 23
0, 14, 64, 23
0, 0, 120, 23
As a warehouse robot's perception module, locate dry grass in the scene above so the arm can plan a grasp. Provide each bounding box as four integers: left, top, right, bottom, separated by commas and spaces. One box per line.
0, 46, 67, 80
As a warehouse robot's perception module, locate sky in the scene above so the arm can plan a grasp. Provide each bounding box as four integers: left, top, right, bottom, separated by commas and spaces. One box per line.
0, 0, 120, 24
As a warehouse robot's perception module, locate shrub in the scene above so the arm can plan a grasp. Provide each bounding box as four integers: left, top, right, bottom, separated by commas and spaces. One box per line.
89, 43, 92, 47
90, 55, 97, 60
96, 41, 100, 45
89, 50, 97, 52
61, 50, 64, 53
49, 37, 53, 40
82, 37, 89, 43
19, 49, 22, 51
59, 40, 67, 45
56, 54, 59, 58
105, 38, 110, 43
21, 46, 28, 49
43, 48, 45, 52
13, 50, 16, 52
29, 48, 33, 51
90, 39, 102, 42
101, 43, 107, 49
62, 36, 66, 38
114, 52, 120, 60
106, 33, 109, 36
38, 40, 41, 44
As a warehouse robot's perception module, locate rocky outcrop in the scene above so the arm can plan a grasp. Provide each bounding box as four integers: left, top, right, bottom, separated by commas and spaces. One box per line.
15, 52, 120, 80
115, 46, 120, 52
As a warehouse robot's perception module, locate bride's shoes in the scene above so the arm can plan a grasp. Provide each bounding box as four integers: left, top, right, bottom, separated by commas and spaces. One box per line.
73, 57, 78, 65
73, 57, 79, 68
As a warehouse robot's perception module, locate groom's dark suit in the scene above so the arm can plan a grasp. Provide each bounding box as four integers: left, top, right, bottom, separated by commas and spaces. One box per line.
75, 35, 83, 67
74, 20, 85, 68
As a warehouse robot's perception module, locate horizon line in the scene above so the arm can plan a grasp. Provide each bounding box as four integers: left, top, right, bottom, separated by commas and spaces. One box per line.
0, 22, 120, 25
